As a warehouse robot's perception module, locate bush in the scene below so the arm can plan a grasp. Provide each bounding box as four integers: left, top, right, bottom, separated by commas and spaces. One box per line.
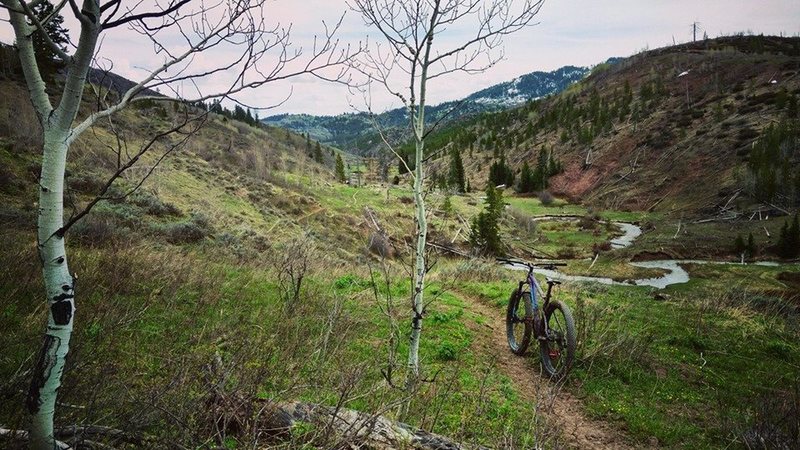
0, 206, 35, 228
70, 214, 123, 247
507, 207, 537, 237
435, 340, 460, 361
0, 165, 21, 194
592, 241, 612, 253
556, 245, 578, 259
538, 190, 555, 206
131, 191, 182, 217
162, 212, 214, 244
366, 232, 393, 259
578, 212, 600, 230
67, 173, 106, 194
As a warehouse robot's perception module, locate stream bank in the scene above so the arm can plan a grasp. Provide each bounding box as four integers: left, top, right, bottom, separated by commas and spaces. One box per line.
508, 219, 797, 289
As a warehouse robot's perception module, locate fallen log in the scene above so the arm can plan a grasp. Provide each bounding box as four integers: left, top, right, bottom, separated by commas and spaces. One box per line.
0, 427, 85, 450
263, 401, 489, 450
427, 242, 471, 258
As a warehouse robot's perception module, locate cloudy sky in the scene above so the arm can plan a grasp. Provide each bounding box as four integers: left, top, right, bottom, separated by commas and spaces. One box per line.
2, 0, 799, 116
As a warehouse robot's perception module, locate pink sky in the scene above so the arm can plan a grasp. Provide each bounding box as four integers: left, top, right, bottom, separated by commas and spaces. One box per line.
3, 0, 799, 115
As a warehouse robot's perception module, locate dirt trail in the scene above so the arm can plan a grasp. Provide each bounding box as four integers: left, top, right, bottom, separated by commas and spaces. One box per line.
455, 290, 638, 450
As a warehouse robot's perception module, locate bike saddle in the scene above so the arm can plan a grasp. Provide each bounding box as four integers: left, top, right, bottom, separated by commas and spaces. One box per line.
546, 278, 562, 286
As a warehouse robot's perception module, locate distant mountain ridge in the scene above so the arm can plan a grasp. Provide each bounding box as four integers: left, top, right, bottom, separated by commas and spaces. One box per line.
263, 63, 597, 152
464, 65, 590, 107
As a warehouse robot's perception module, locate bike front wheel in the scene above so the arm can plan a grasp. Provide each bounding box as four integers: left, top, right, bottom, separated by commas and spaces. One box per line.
539, 300, 576, 379
506, 288, 532, 355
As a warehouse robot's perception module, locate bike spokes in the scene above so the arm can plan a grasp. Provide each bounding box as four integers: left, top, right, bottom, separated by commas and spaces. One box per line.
540, 301, 576, 379
506, 290, 532, 355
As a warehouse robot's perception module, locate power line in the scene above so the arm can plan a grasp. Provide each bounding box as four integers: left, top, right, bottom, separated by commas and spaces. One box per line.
691, 21, 703, 42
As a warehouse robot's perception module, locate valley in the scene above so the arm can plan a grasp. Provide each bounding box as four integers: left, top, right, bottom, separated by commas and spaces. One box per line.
1, 12, 799, 450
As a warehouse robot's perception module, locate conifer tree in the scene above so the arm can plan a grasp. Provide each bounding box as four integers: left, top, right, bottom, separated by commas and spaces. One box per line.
442, 194, 453, 217
471, 185, 504, 255
31, 0, 68, 79
733, 234, 746, 255
518, 161, 534, 193
335, 153, 346, 182
447, 147, 466, 193
776, 214, 799, 259
314, 141, 323, 163
788, 214, 800, 257
747, 232, 757, 257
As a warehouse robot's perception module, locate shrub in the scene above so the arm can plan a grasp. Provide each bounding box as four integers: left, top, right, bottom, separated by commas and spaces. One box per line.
163, 212, 214, 244
366, 232, 393, 259
274, 237, 316, 309
67, 173, 106, 194
538, 190, 555, 206
507, 207, 537, 237
441, 195, 453, 217
70, 214, 123, 247
578, 213, 600, 230
0, 165, 20, 194
435, 340, 460, 361
556, 245, 578, 259
592, 241, 612, 253
131, 191, 182, 217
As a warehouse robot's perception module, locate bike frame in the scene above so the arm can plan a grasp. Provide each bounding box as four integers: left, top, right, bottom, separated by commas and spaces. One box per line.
518, 266, 556, 337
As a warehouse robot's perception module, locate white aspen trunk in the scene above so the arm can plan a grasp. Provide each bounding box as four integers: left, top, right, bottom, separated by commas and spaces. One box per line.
6, 1, 102, 447
27, 130, 76, 450
407, 134, 426, 384
404, 5, 438, 405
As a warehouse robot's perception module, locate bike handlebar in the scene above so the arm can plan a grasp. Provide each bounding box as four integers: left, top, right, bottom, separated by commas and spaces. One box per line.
496, 257, 567, 271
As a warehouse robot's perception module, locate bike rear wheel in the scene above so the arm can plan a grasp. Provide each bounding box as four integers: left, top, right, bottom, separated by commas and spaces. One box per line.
506, 288, 532, 355
539, 300, 576, 379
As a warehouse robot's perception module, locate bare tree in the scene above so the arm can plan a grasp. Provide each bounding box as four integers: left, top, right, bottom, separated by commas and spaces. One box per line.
0, 1, 356, 447
349, 0, 544, 407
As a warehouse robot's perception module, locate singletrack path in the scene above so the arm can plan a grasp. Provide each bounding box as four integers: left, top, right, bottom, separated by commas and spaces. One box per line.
455, 289, 639, 450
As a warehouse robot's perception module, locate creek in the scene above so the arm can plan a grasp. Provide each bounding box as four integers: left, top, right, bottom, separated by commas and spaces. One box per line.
508, 218, 794, 289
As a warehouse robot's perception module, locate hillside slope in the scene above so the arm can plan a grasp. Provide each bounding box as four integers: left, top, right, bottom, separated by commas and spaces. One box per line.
428, 36, 800, 215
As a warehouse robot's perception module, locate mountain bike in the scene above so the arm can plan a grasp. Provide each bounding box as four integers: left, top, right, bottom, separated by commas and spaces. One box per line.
497, 258, 576, 379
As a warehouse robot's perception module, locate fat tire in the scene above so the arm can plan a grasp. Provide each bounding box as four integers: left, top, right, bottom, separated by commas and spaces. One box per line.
506, 289, 532, 355
539, 300, 576, 380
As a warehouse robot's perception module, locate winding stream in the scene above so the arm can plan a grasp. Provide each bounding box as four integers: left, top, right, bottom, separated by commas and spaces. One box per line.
507, 219, 795, 289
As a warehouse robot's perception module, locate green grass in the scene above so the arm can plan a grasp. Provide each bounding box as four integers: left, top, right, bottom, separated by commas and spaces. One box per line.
563, 255, 666, 280
506, 195, 587, 216
454, 258, 800, 448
